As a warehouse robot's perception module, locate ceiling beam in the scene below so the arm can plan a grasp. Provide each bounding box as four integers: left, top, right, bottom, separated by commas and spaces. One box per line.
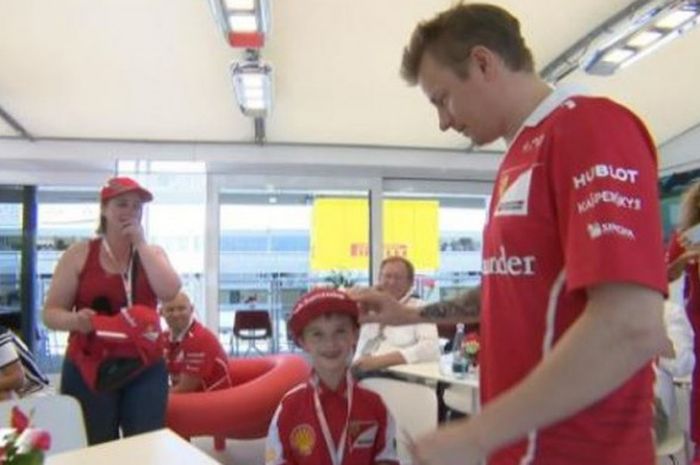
0, 104, 33, 141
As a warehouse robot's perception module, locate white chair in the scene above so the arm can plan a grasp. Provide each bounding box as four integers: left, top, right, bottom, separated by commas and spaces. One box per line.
359, 377, 438, 465
0, 394, 87, 455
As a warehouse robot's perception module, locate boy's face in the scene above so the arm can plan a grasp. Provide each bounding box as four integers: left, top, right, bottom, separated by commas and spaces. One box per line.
299, 313, 358, 375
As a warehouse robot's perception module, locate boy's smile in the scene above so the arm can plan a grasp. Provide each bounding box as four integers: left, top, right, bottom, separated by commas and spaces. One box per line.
300, 313, 358, 387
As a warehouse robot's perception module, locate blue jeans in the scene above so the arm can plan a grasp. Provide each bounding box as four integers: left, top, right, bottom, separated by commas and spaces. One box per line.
60, 358, 168, 445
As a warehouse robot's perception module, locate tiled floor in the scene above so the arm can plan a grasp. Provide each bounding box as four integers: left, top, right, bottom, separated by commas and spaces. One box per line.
191, 436, 266, 465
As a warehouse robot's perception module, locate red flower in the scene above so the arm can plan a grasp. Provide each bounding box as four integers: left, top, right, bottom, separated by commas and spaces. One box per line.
464, 331, 480, 343
10, 406, 29, 434
29, 430, 51, 451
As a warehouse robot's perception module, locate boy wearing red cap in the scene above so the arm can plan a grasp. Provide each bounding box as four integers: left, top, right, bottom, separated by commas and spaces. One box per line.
265, 288, 399, 465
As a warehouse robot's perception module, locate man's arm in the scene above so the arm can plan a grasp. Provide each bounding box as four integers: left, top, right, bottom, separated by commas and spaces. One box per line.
350, 286, 480, 326
419, 286, 481, 324
353, 352, 407, 373
411, 283, 666, 465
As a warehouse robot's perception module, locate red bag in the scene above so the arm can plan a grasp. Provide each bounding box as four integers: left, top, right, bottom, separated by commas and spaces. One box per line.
76, 305, 164, 392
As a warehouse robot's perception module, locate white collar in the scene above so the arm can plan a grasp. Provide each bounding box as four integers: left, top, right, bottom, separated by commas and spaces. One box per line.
507, 83, 589, 149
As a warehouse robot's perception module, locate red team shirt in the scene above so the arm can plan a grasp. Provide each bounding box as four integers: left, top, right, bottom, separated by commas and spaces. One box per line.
482, 86, 666, 465
164, 320, 232, 391
667, 231, 700, 442
667, 231, 700, 331
266, 375, 399, 465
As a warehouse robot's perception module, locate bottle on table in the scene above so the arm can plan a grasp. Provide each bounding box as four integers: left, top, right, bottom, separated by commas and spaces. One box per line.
451, 323, 468, 378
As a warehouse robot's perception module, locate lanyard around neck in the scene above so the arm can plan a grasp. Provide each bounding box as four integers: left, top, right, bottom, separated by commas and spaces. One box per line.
102, 238, 134, 308
311, 372, 354, 465
363, 290, 413, 355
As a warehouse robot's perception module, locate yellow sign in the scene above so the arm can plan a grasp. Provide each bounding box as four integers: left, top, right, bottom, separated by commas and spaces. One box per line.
383, 199, 439, 270
310, 198, 439, 271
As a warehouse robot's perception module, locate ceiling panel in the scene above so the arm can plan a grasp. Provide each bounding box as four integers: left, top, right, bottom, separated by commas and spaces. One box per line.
0, 0, 697, 150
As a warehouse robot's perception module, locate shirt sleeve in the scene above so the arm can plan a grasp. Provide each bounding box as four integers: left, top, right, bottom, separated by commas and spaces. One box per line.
549, 99, 667, 295
0, 329, 19, 368
397, 324, 440, 364
265, 404, 294, 465
373, 401, 400, 465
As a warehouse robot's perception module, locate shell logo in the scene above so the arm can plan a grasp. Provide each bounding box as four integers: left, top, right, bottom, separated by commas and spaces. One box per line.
290, 424, 315, 456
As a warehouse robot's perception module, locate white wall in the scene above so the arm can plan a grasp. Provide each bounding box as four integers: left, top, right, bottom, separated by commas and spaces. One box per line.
659, 124, 700, 176
0, 138, 502, 184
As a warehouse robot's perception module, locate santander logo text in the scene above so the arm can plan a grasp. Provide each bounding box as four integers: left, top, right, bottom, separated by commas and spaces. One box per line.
482, 246, 536, 276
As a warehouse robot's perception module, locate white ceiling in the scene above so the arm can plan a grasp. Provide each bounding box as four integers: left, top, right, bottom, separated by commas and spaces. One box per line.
0, 0, 698, 152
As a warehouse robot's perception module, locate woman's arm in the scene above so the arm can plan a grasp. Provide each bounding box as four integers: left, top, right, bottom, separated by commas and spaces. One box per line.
43, 242, 95, 333
668, 250, 699, 282
135, 243, 181, 301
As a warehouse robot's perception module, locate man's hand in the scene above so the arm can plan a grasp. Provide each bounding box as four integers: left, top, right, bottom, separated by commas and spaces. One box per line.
347, 287, 420, 325
410, 420, 486, 465
351, 355, 379, 373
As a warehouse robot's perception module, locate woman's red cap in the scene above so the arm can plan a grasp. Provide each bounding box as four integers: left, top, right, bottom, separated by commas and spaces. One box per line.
100, 177, 153, 202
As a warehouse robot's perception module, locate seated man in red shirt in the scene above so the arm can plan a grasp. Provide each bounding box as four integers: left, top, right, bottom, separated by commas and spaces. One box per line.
161, 292, 232, 393
266, 288, 399, 465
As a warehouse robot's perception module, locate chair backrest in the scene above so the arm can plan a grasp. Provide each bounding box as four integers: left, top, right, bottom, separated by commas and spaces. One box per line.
233, 310, 272, 337
0, 394, 87, 455
359, 377, 438, 465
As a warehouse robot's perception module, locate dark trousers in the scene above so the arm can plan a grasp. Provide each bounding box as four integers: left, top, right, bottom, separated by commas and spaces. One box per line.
61, 358, 168, 445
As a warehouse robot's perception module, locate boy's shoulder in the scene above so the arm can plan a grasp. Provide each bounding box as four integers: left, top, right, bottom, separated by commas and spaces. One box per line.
278, 380, 311, 406
353, 382, 391, 412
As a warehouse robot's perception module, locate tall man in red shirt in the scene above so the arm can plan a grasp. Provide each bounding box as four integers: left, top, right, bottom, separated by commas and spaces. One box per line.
162, 292, 232, 393
350, 3, 668, 465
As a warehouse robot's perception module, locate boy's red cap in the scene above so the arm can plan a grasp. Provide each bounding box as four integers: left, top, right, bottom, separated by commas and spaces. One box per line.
100, 177, 153, 203
288, 288, 359, 342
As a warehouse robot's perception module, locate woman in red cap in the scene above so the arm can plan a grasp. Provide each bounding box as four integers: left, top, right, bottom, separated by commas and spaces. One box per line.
42, 176, 181, 445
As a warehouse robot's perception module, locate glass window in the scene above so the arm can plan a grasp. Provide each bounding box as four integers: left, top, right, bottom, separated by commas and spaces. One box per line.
0, 188, 23, 315
381, 187, 487, 304
220, 189, 370, 355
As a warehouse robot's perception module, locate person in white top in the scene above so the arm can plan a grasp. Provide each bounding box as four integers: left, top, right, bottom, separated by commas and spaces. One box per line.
655, 300, 695, 421
352, 257, 440, 376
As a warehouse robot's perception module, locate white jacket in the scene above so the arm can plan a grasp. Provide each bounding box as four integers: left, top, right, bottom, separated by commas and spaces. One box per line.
353, 293, 440, 364
654, 300, 695, 416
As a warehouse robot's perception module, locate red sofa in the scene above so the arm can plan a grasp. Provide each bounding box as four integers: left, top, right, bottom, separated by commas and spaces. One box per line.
166, 354, 311, 450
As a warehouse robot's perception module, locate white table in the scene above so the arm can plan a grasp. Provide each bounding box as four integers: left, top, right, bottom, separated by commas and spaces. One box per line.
386, 354, 480, 414
46, 429, 221, 465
